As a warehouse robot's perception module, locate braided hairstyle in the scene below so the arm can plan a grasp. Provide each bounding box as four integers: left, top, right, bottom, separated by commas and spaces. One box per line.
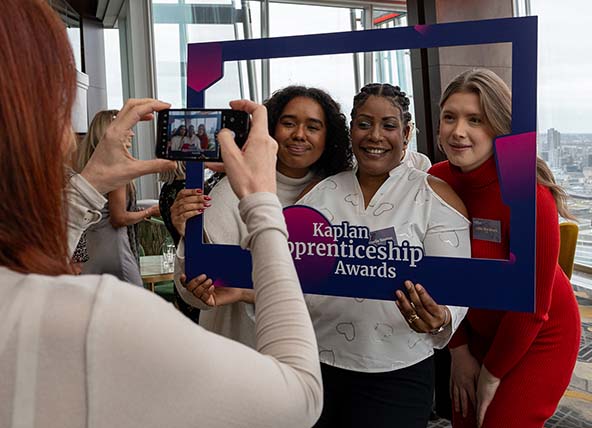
351, 83, 413, 133
265, 86, 353, 177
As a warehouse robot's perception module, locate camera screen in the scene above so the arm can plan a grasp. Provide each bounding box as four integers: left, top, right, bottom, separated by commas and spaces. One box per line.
166, 110, 221, 160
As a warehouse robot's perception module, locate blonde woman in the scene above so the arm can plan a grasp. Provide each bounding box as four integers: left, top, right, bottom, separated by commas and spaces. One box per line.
430, 69, 580, 428
76, 110, 159, 285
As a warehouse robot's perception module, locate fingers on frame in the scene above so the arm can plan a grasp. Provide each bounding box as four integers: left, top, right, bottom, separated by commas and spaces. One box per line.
181, 211, 201, 222
185, 274, 207, 291
395, 290, 414, 316
175, 188, 202, 201
172, 200, 206, 216
406, 283, 439, 327
414, 283, 441, 314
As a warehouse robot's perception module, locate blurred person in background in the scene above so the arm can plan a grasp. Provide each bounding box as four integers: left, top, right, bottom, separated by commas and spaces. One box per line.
76, 110, 159, 286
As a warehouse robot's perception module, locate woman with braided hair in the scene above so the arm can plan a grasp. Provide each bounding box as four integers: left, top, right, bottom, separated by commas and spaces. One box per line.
298, 83, 471, 428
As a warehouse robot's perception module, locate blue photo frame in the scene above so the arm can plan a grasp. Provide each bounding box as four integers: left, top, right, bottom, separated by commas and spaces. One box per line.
184, 17, 537, 312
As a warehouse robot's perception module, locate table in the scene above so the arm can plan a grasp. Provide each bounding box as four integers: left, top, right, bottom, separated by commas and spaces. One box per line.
140, 255, 174, 292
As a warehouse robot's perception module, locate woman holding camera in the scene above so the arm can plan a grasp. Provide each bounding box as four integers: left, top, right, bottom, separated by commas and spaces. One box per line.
0, 2, 323, 426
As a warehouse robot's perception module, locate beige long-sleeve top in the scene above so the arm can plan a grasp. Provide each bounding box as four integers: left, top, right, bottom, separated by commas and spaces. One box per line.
0, 176, 322, 428
175, 171, 316, 348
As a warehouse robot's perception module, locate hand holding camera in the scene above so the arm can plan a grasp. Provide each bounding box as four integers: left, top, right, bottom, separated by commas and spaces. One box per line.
83, 98, 177, 194
218, 100, 278, 200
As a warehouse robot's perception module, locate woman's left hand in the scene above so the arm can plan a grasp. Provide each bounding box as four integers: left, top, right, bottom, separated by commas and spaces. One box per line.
476, 365, 500, 428
395, 280, 450, 333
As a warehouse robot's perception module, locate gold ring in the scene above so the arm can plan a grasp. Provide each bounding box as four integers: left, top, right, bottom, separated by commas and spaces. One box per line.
407, 313, 420, 324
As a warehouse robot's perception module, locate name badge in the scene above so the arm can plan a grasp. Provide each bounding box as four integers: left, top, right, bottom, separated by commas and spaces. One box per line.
369, 227, 398, 246
472, 218, 501, 243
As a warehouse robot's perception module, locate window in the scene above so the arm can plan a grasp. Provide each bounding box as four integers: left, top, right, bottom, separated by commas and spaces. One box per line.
152, 1, 256, 107
529, 0, 592, 269
104, 29, 124, 109
150, 0, 414, 138
268, 3, 360, 119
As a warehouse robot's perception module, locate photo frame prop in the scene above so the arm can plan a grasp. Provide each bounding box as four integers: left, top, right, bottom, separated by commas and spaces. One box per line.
185, 17, 537, 311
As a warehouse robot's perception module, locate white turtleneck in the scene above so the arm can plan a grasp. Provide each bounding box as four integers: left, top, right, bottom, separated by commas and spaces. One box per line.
175, 170, 316, 347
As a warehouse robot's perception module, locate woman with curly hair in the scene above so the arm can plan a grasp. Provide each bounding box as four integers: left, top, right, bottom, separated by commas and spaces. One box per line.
172, 86, 353, 344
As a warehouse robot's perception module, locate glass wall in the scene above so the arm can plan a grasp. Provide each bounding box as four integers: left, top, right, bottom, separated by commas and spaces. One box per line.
268, 3, 360, 119
104, 29, 124, 109
150, 0, 414, 147
152, 0, 256, 107
529, 0, 592, 268
372, 11, 415, 150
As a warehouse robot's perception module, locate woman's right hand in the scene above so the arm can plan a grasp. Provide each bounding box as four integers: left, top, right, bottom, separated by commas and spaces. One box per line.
217, 100, 278, 199
450, 344, 481, 419
170, 189, 210, 237
81, 98, 176, 194
180, 274, 254, 307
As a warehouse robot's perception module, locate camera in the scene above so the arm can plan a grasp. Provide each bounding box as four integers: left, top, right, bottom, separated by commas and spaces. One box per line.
155, 108, 250, 162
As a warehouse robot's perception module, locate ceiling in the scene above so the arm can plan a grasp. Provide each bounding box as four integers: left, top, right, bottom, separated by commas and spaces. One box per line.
67, 0, 98, 17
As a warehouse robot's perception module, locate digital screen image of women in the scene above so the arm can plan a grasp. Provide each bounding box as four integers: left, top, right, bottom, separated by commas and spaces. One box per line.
167, 110, 220, 158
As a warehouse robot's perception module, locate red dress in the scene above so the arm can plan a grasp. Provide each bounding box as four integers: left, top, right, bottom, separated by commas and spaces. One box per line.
430, 157, 580, 428
198, 134, 209, 150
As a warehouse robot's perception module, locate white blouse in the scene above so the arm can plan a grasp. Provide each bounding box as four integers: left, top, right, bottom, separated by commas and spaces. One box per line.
298, 163, 470, 372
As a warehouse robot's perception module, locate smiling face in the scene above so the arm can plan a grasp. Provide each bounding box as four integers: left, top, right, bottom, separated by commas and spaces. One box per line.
197, 124, 205, 135
187, 125, 195, 137
274, 96, 327, 178
351, 95, 410, 181
439, 91, 496, 172
178, 126, 186, 136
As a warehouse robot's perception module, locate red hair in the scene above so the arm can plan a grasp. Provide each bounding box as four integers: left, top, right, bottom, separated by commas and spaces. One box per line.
0, 0, 77, 275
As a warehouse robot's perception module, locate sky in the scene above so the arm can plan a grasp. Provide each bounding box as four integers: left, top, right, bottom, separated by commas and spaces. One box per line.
532, 0, 592, 133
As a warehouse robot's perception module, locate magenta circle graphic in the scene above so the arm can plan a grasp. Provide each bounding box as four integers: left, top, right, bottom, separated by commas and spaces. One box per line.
283, 206, 337, 290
